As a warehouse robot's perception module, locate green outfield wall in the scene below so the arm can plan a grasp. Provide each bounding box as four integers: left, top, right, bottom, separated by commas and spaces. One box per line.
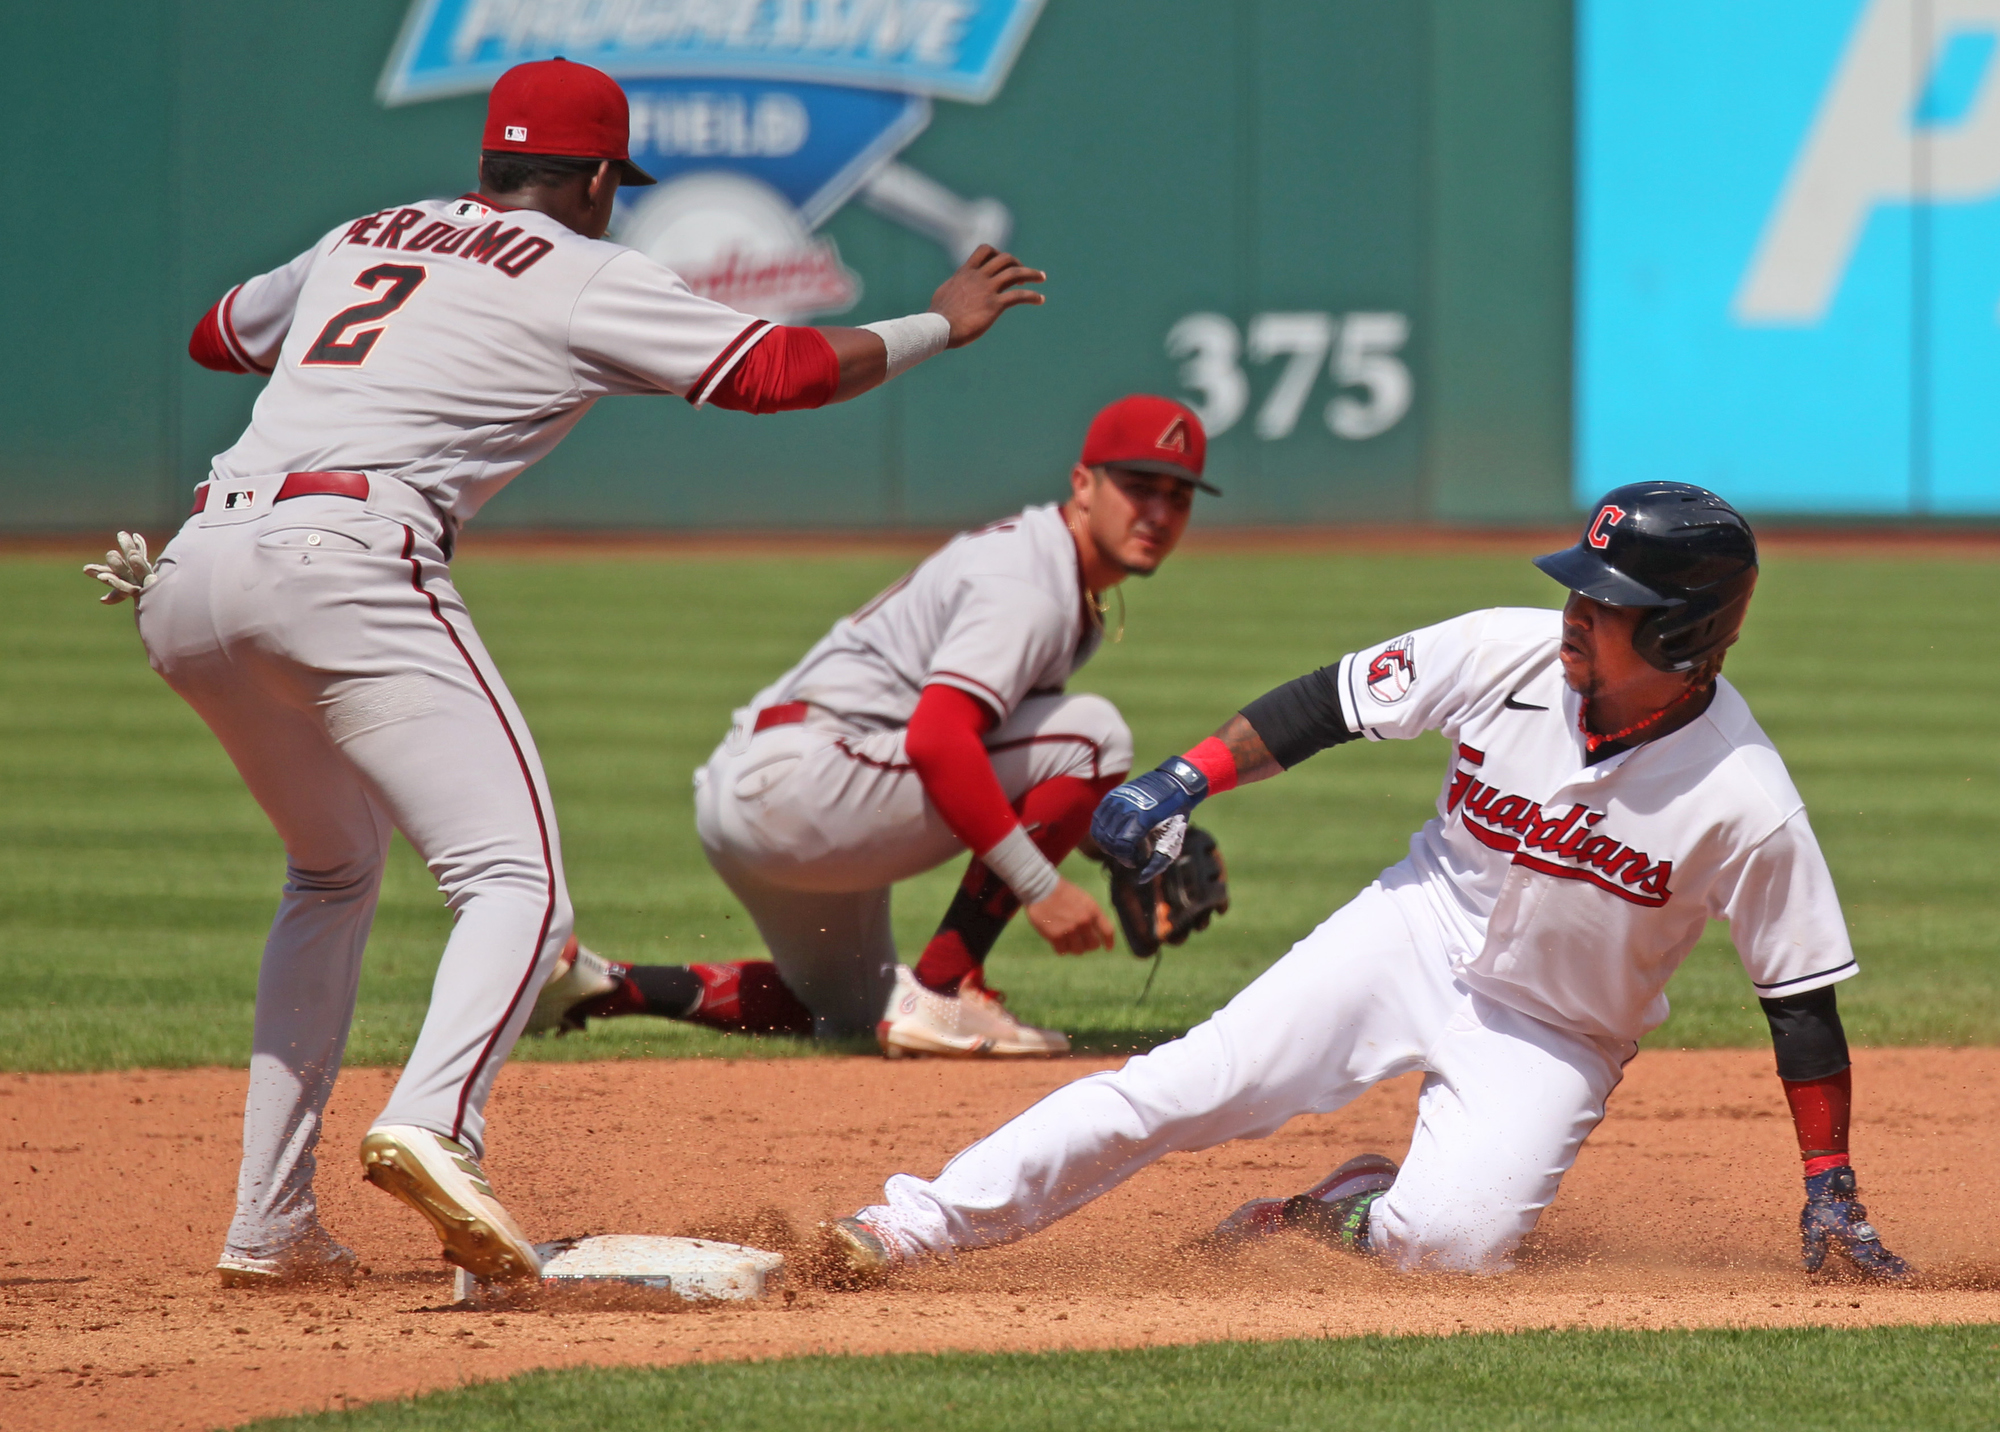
0, 1, 1573, 531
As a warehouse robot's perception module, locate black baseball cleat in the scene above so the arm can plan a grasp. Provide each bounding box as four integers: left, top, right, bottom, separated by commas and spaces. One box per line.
1206, 1153, 1398, 1252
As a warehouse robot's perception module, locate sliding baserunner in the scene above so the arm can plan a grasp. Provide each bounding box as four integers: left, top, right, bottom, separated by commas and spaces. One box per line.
819, 482, 1911, 1281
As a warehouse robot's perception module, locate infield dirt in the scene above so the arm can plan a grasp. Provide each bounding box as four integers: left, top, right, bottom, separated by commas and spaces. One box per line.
6, 1048, 1998, 1430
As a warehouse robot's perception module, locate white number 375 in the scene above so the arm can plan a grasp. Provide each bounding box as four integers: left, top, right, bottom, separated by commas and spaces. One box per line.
1166, 310, 1412, 442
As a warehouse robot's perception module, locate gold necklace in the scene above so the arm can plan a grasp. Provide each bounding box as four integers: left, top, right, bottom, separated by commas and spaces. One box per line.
1092, 586, 1126, 643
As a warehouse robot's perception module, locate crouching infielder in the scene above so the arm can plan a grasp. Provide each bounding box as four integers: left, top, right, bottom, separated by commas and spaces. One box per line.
823, 483, 1911, 1279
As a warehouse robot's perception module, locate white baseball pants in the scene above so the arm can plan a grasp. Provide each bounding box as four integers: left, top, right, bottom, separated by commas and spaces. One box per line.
693, 694, 1133, 1037
862, 875, 1635, 1272
135, 478, 573, 1258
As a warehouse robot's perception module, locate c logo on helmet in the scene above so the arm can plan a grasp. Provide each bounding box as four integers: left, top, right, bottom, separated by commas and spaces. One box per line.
1587, 504, 1627, 549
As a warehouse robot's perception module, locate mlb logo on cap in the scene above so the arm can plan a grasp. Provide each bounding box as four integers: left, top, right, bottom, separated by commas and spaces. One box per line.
504, 125, 527, 143
1081, 394, 1218, 493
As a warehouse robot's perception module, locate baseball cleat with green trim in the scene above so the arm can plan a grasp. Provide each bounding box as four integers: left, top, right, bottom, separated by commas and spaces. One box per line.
1207, 1153, 1398, 1253
1282, 1152, 1398, 1255
359, 1125, 542, 1281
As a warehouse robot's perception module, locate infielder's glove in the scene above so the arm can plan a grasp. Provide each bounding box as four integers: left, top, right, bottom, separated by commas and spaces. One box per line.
1800, 1164, 1913, 1282
82, 531, 159, 605
1107, 824, 1229, 958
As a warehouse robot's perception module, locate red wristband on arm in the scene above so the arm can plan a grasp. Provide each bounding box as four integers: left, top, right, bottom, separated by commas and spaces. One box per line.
1782, 1069, 1851, 1176
904, 684, 1019, 855
705, 326, 840, 413
1180, 736, 1239, 794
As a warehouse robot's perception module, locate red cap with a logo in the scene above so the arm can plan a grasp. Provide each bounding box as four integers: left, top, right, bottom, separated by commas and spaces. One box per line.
482, 58, 656, 186
1081, 394, 1216, 493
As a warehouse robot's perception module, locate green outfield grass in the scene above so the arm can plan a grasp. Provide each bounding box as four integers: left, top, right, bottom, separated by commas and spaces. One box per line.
240, 1325, 2000, 1431
2, 544, 1996, 1071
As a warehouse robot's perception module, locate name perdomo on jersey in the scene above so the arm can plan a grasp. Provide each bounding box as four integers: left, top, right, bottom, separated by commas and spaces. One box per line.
1447, 744, 1676, 908
339, 200, 554, 279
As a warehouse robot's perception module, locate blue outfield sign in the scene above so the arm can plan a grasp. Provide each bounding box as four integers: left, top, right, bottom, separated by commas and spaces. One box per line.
1577, 0, 2000, 516
621, 78, 928, 225
380, 0, 1047, 105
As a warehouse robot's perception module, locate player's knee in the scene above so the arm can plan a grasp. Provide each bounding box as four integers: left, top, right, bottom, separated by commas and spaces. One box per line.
284, 852, 384, 896
435, 848, 559, 907
1061, 694, 1133, 778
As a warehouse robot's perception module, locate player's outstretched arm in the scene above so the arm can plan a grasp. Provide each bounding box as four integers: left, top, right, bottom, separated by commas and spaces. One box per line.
816, 245, 1046, 402
707, 246, 1045, 412
1092, 663, 1357, 875
1763, 987, 1913, 1282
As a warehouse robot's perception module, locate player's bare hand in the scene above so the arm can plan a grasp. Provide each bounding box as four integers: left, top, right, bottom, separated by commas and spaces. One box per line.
1025, 878, 1116, 955
928, 244, 1045, 348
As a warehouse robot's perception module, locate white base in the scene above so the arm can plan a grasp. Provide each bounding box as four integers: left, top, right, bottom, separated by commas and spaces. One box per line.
453, 1235, 785, 1308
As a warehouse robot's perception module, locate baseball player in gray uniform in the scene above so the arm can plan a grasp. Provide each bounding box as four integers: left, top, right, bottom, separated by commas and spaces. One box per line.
531, 396, 1217, 1057
821, 484, 1912, 1283
84, 58, 1043, 1286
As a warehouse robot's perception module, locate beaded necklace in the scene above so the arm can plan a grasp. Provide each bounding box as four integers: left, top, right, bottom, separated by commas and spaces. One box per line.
1578, 680, 1710, 755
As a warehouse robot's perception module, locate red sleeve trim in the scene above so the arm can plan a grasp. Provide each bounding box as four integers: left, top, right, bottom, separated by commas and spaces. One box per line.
706, 325, 841, 414
688, 319, 776, 407
905, 684, 1019, 855
189, 297, 249, 374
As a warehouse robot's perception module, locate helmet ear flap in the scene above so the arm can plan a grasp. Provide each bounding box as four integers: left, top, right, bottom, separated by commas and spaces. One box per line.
1631, 574, 1757, 672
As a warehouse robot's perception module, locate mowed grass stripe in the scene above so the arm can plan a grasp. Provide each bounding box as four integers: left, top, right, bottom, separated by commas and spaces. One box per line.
241, 1325, 2000, 1431
2, 548, 1995, 1072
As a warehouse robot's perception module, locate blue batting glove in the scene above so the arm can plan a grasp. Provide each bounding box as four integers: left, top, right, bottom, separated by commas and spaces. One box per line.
1092, 756, 1211, 879
1800, 1164, 1912, 1283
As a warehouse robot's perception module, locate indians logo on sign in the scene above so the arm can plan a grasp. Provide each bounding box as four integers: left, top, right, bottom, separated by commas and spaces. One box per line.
380, 0, 1046, 320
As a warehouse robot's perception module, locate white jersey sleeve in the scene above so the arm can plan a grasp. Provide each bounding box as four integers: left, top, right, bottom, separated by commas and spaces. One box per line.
568, 249, 773, 405
1711, 810, 1858, 999
217, 241, 322, 376
925, 576, 1073, 720
1334, 609, 1550, 742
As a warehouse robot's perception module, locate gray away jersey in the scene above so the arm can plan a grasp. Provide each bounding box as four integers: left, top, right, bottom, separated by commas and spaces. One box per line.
208, 195, 772, 525
753, 504, 1102, 729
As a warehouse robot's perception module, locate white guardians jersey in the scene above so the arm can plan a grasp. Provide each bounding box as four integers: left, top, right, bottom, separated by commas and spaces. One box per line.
206, 195, 773, 525
751, 505, 1102, 729
1338, 607, 1856, 1042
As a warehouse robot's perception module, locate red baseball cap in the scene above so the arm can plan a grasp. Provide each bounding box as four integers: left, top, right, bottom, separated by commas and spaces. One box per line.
1081, 394, 1217, 493
482, 58, 655, 186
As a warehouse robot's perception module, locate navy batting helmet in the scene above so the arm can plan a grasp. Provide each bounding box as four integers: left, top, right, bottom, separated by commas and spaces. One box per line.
1533, 483, 1758, 673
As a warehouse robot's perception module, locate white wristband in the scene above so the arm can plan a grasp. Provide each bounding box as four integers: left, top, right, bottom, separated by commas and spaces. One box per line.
861, 312, 951, 380
980, 824, 1062, 907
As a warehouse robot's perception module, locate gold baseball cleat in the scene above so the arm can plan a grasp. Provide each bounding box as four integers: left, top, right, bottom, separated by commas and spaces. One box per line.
816, 1216, 896, 1288
359, 1125, 542, 1281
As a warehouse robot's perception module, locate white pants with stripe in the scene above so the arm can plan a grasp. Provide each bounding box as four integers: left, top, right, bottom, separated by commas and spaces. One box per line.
862, 875, 1635, 1272
135, 477, 573, 1258
694, 695, 1133, 1037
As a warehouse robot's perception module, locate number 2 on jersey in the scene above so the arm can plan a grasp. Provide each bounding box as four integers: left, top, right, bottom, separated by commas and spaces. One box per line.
302, 264, 427, 366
